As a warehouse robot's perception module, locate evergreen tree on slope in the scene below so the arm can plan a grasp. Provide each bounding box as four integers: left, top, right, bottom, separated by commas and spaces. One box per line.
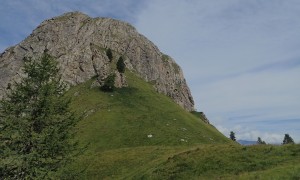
230, 131, 236, 141
282, 134, 294, 145
0, 54, 78, 179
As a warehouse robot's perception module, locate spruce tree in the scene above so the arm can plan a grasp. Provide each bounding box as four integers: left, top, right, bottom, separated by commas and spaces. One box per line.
282, 134, 294, 144
230, 131, 236, 141
117, 56, 125, 73
257, 137, 266, 145
0, 54, 78, 179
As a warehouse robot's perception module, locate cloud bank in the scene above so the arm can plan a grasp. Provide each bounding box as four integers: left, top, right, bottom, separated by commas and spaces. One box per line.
135, 0, 300, 143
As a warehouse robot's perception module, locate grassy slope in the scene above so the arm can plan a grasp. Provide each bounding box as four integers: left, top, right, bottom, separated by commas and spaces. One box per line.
59, 71, 299, 179
141, 144, 300, 179
68, 71, 231, 150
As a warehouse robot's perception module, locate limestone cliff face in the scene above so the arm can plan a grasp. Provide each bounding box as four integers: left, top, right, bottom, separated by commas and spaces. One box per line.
0, 12, 194, 111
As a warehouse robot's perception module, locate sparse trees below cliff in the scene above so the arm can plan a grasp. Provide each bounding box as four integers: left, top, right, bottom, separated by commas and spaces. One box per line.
100, 56, 126, 92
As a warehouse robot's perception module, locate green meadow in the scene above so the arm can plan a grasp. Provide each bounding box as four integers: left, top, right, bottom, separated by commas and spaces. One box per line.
58, 71, 299, 179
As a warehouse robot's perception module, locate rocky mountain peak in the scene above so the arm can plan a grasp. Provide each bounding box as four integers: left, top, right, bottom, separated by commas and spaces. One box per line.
0, 12, 194, 111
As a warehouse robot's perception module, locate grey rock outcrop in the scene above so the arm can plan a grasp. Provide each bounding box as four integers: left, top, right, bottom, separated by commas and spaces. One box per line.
0, 12, 194, 111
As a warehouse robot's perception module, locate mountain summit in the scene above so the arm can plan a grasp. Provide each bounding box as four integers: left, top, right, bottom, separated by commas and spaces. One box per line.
0, 11, 194, 111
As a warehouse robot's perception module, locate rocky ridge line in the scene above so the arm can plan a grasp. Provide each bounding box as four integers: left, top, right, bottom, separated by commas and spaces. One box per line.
0, 12, 194, 111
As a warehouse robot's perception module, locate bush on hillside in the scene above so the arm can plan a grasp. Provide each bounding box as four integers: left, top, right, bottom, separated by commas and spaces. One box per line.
117, 56, 125, 73
106, 48, 113, 62
101, 74, 116, 92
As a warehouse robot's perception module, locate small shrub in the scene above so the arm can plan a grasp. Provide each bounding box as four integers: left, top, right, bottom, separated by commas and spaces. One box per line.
162, 54, 169, 62
101, 74, 115, 92
106, 48, 113, 62
117, 56, 125, 73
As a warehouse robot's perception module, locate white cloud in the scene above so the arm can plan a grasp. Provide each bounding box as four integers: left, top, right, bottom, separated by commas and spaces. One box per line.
239, 131, 283, 144
135, 0, 300, 143
136, 0, 300, 78
197, 66, 300, 113
198, 66, 300, 143
217, 124, 286, 144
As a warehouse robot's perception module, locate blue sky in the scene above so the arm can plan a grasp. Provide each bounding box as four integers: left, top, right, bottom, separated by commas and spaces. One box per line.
1, 0, 299, 143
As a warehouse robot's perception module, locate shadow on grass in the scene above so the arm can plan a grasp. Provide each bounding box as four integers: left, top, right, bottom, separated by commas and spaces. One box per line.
115, 87, 139, 95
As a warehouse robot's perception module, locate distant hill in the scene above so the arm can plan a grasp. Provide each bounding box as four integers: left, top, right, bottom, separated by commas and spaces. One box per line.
238, 140, 257, 145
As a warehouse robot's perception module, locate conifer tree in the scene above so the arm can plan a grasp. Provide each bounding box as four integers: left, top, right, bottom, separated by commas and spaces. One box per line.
282, 134, 294, 144
117, 56, 125, 73
0, 54, 78, 179
257, 137, 266, 145
230, 131, 236, 141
